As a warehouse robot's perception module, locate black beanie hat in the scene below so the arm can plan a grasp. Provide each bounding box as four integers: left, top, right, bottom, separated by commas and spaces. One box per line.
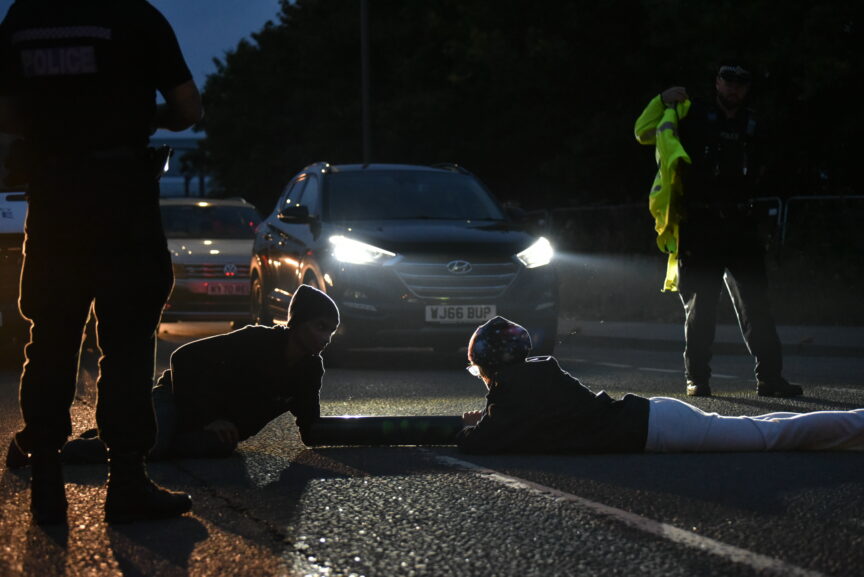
287, 284, 340, 327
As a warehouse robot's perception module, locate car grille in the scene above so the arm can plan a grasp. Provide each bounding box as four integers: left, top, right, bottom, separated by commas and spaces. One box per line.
394, 258, 517, 299
177, 263, 251, 279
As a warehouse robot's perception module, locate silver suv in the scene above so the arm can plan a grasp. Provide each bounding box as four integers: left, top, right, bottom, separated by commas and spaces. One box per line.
160, 197, 260, 324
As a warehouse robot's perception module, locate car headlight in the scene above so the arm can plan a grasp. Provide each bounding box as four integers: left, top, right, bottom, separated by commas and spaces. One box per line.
516, 236, 554, 268
329, 235, 396, 265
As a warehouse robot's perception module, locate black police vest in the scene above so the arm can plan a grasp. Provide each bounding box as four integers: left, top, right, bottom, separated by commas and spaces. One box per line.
3, 1, 157, 151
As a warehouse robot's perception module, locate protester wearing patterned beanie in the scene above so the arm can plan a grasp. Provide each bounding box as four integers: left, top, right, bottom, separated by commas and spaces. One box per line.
458, 316, 864, 456
467, 316, 532, 378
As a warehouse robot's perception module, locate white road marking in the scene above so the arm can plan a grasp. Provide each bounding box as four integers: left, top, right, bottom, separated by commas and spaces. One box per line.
637, 367, 679, 374
824, 387, 864, 395
560, 358, 743, 381
430, 453, 827, 577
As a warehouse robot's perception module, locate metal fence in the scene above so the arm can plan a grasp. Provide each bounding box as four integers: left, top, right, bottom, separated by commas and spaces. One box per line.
542, 195, 864, 256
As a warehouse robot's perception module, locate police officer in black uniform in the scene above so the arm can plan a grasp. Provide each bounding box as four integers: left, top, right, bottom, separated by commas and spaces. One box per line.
0, 0, 203, 524
659, 63, 801, 399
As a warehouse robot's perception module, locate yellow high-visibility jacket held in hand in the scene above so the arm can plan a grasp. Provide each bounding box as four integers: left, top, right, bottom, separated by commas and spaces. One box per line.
634, 94, 691, 292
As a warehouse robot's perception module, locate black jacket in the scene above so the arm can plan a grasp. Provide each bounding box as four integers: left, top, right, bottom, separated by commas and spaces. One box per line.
456, 357, 649, 454
161, 325, 323, 441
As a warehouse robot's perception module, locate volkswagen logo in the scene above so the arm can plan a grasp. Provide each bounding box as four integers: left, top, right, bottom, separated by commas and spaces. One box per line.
223, 263, 238, 277
446, 260, 472, 274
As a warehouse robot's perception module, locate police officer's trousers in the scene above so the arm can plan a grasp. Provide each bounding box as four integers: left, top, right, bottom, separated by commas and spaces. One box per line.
677, 217, 783, 384
15, 163, 172, 454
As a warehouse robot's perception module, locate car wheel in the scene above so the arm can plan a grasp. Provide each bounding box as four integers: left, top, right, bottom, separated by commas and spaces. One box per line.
251, 276, 273, 326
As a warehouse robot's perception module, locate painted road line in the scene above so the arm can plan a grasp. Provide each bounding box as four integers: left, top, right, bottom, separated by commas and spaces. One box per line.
430, 453, 826, 577
559, 358, 743, 381
637, 367, 679, 374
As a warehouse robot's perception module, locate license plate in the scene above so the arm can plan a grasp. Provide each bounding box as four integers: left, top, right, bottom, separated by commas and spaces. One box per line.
207, 282, 250, 296
425, 304, 496, 324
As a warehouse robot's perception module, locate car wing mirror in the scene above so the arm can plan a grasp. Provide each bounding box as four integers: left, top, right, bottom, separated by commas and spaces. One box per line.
505, 205, 528, 222
277, 205, 313, 223
506, 206, 549, 234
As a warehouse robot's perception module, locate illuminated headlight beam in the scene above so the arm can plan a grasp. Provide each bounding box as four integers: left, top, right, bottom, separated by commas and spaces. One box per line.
329, 235, 396, 265
516, 236, 554, 268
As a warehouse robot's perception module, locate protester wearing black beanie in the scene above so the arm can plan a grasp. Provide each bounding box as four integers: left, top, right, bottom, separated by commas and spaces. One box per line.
287, 285, 340, 328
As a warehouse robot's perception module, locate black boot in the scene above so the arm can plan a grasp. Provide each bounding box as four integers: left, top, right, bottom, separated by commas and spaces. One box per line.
756, 377, 803, 397
30, 449, 68, 525
6, 437, 29, 469
104, 451, 192, 523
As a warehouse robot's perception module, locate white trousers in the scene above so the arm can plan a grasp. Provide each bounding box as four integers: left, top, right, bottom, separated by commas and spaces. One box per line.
644, 397, 864, 452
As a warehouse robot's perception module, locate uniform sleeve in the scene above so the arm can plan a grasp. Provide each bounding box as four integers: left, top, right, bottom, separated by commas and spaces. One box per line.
142, 2, 193, 94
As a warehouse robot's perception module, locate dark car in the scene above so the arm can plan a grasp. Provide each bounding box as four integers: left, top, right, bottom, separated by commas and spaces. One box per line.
250, 163, 558, 353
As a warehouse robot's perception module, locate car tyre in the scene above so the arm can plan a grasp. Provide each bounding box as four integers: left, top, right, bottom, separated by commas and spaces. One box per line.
251, 277, 273, 326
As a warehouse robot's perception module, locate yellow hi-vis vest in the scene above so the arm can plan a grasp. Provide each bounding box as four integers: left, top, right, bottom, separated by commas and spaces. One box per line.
634, 94, 691, 292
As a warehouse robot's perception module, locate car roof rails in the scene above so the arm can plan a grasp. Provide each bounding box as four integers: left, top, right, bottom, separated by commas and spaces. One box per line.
432, 162, 472, 176
302, 161, 333, 174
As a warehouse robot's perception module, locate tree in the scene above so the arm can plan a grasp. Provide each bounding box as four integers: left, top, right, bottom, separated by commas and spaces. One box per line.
198, 0, 861, 211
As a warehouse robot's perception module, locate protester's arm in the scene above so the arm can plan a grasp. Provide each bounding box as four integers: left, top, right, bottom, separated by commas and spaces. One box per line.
455, 404, 519, 453
292, 360, 324, 444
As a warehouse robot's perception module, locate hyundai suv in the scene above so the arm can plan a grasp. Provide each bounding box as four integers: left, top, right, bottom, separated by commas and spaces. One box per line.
250, 163, 558, 353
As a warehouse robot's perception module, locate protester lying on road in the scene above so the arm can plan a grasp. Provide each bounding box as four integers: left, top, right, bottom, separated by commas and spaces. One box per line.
457, 316, 864, 454
6, 284, 339, 467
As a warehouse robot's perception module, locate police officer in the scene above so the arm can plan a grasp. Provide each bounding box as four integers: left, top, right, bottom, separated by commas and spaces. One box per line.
0, 0, 203, 524
657, 63, 801, 398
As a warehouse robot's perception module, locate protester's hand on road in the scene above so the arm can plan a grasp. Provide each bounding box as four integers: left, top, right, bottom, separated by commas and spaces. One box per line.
204, 419, 239, 448
462, 411, 484, 426
661, 86, 689, 108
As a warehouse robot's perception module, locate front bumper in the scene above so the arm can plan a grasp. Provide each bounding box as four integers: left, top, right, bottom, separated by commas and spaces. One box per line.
163, 278, 251, 322
328, 260, 558, 349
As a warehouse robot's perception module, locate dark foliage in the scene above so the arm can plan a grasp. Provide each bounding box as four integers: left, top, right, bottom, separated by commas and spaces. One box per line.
197, 0, 862, 213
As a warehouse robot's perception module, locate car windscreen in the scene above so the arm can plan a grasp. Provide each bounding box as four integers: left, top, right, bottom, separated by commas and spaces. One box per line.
325, 170, 506, 221
161, 204, 260, 239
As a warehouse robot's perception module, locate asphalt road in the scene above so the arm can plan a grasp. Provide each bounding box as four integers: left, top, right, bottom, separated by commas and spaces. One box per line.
1, 322, 862, 577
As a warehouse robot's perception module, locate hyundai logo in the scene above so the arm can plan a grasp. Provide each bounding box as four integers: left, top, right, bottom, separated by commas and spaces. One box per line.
446, 260, 472, 274
223, 263, 238, 277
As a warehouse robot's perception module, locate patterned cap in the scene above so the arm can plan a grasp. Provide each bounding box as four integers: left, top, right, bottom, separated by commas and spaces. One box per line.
467, 316, 532, 372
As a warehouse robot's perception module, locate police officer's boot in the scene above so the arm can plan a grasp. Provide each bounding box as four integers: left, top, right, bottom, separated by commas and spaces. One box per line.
104, 451, 192, 523
30, 448, 67, 525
